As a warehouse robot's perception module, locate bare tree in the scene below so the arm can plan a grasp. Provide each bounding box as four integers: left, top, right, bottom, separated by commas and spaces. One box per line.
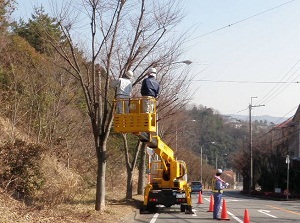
47, 0, 191, 211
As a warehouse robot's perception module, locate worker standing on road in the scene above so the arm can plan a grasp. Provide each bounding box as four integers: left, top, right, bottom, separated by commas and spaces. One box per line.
111, 70, 134, 113
211, 169, 229, 220
141, 67, 160, 113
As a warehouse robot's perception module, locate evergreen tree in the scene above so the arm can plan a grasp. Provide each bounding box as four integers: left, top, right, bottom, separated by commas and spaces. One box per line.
0, 0, 15, 32
13, 6, 63, 55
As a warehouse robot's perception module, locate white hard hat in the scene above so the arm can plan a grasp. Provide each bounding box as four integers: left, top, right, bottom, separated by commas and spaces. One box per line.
217, 169, 222, 174
125, 70, 133, 79
148, 67, 157, 76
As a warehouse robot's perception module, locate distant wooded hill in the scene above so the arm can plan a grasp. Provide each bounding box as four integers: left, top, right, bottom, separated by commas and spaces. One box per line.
227, 114, 288, 125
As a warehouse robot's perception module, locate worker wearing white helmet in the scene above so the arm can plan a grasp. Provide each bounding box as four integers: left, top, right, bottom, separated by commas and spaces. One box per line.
212, 169, 229, 220
140, 67, 160, 113
147, 67, 157, 78
112, 70, 134, 113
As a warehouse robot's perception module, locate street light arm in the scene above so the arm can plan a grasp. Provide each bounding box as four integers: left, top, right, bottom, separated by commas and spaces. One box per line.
172, 60, 193, 65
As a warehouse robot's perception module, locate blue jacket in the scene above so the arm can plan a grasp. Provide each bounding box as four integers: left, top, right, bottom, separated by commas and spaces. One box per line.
141, 76, 160, 98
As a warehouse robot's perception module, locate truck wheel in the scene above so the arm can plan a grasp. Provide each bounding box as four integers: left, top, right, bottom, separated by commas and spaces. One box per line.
147, 204, 157, 213
140, 205, 148, 214
180, 204, 186, 212
185, 205, 194, 214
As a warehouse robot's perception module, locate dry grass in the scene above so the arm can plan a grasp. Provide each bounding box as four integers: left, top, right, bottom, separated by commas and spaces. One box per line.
0, 188, 143, 223
0, 103, 144, 223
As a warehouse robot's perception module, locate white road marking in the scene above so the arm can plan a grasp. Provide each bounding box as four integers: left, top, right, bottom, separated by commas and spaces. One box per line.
258, 209, 278, 218
203, 197, 244, 202
227, 210, 244, 223
150, 213, 159, 223
192, 209, 197, 217
203, 196, 244, 222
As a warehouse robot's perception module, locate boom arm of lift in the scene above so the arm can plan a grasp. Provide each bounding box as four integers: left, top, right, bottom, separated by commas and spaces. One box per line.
113, 97, 193, 214
152, 136, 174, 171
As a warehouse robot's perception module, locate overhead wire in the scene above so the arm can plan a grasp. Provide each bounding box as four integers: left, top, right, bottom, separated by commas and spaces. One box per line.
187, 0, 297, 42
191, 79, 300, 84
256, 57, 300, 106
186, 0, 299, 119
255, 106, 299, 142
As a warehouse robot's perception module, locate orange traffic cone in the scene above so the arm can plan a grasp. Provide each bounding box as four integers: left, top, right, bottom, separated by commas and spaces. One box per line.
243, 209, 250, 223
220, 198, 230, 220
197, 191, 203, 204
207, 194, 214, 212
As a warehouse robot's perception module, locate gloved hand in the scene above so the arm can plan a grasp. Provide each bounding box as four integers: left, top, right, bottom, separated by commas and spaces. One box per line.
225, 183, 229, 188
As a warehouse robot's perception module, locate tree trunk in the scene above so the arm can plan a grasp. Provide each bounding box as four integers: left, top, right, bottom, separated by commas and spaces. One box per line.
126, 169, 134, 199
138, 142, 147, 194
95, 145, 106, 211
243, 172, 250, 193
123, 135, 142, 199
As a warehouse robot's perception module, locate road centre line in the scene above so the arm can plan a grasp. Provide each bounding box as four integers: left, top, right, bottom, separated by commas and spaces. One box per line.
150, 213, 159, 223
267, 205, 300, 216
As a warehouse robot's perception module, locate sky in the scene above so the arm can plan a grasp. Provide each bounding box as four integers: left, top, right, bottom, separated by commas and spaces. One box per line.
13, 0, 300, 119
180, 0, 300, 120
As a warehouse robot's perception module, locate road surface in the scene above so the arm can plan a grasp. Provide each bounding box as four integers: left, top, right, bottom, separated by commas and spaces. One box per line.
130, 190, 300, 223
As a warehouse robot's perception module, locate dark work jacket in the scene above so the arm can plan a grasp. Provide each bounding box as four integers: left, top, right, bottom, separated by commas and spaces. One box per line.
141, 76, 160, 98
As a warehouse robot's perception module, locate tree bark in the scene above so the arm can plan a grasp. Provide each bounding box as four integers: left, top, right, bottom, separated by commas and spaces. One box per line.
126, 169, 133, 199
138, 142, 147, 195
123, 134, 141, 199
95, 146, 106, 211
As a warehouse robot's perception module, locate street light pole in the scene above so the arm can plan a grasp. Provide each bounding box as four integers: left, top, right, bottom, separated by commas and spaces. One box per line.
200, 141, 215, 183
249, 97, 264, 192
286, 155, 290, 200
200, 146, 203, 183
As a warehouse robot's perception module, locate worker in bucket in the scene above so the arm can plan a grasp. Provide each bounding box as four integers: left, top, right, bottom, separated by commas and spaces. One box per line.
111, 70, 134, 113
140, 67, 160, 113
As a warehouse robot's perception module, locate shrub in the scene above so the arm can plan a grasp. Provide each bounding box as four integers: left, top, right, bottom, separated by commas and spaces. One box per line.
35, 154, 83, 206
0, 140, 83, 206
0, 140, 46, 198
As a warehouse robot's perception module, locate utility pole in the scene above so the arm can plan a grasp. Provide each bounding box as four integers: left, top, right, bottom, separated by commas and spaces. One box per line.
249, 97, 264, 192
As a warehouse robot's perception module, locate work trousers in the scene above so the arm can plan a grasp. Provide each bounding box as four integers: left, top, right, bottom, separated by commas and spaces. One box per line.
116, 95, 130, 114
142, 96, 155, 113
213, 192, 222, 219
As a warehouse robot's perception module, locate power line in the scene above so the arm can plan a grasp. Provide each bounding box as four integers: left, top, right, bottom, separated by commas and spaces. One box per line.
252, 55, 300, 118
191, 79, 300, 84
257, 56, 300, 105
187, 0, 298, 120
256, 111, 298, 142
188, 0, 296, 42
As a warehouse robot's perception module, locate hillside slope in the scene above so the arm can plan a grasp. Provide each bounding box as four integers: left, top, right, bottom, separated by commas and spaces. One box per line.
0, 116, 141, 222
